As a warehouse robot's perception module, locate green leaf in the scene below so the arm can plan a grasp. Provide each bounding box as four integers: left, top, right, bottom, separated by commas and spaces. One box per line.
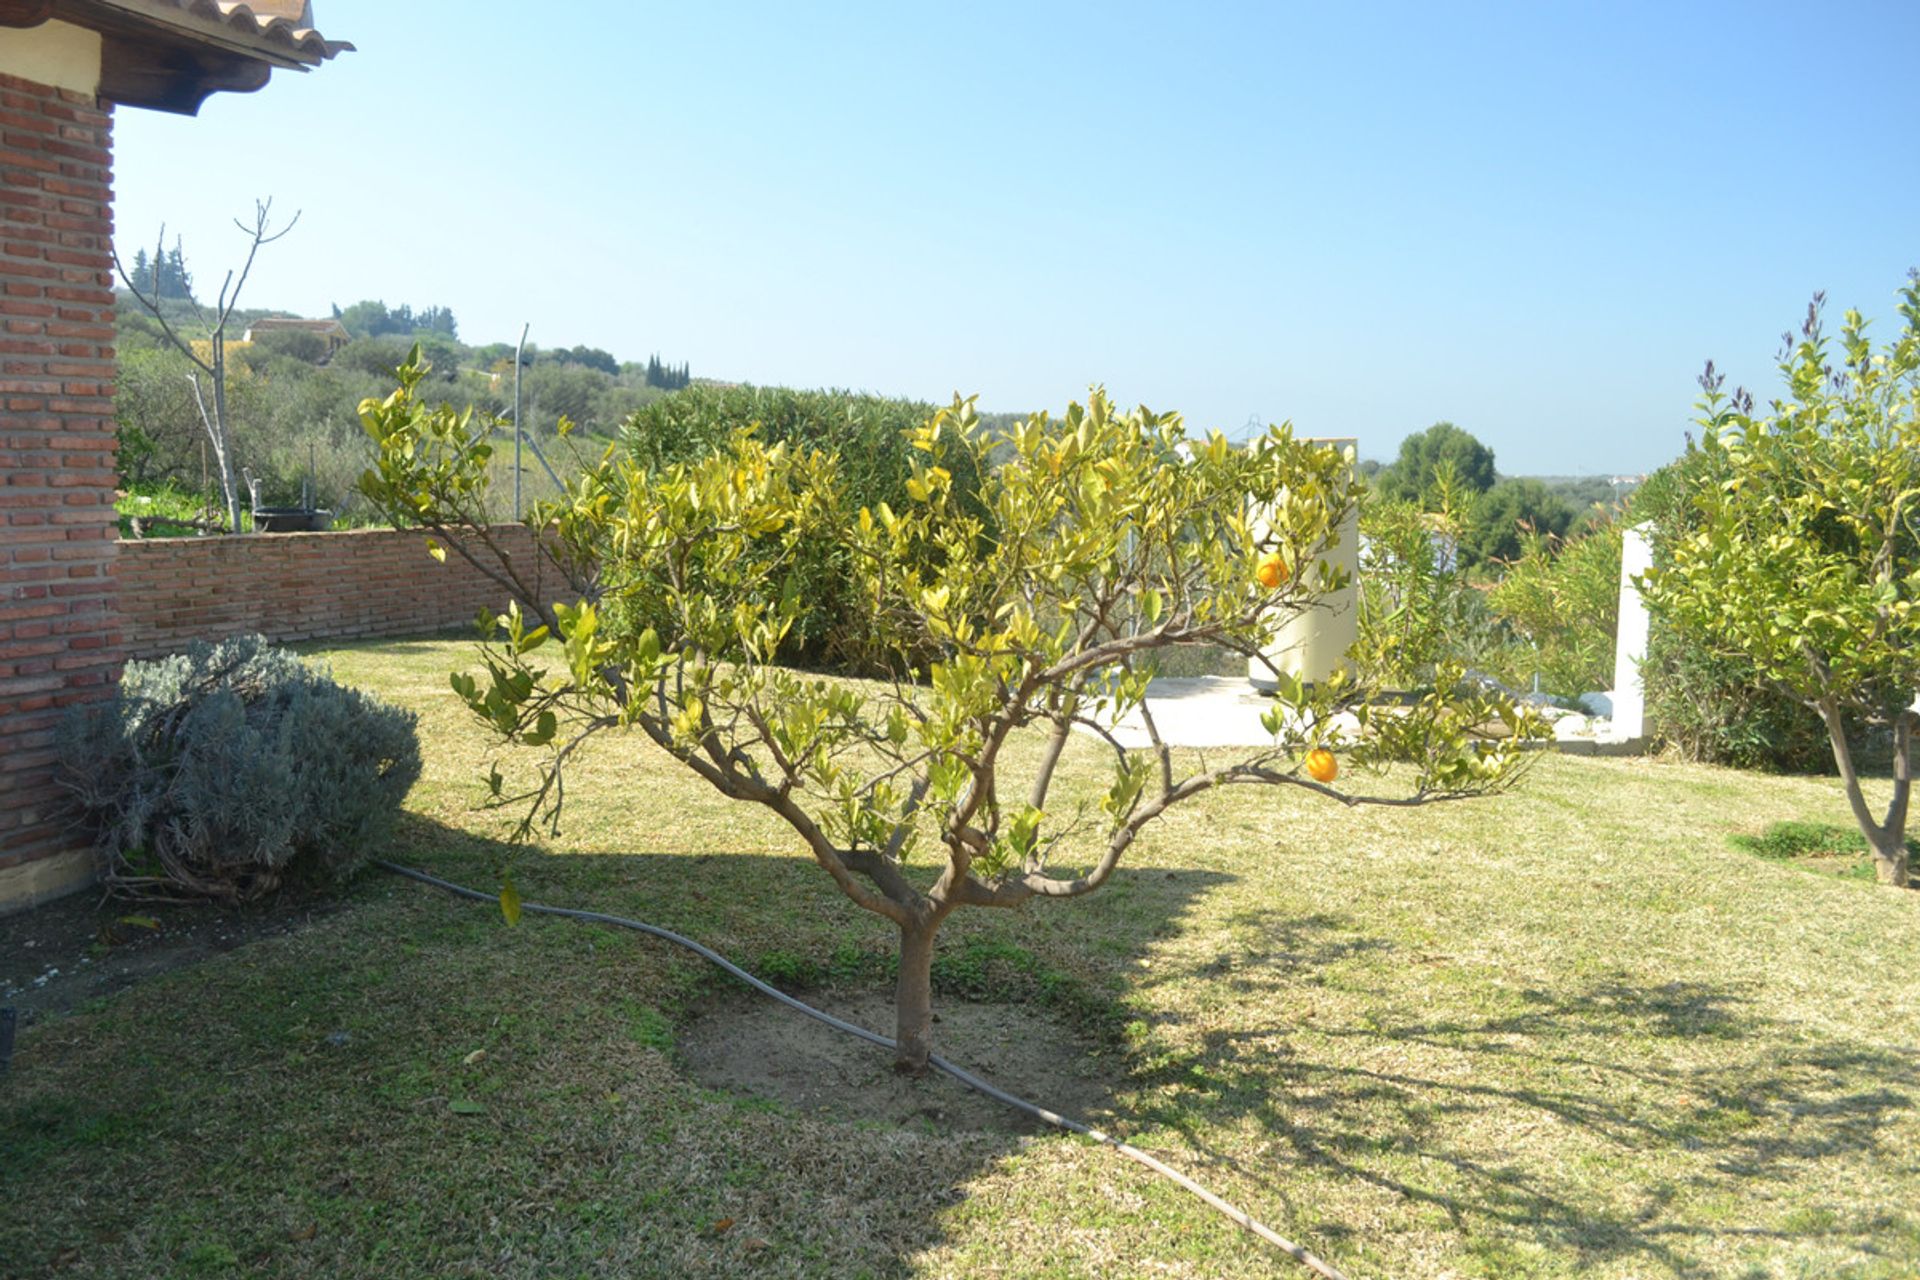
1141, 588, 1164, 628
449, 1100, 487, 1116
499, 874, 523, 927
523, 709, 557, 747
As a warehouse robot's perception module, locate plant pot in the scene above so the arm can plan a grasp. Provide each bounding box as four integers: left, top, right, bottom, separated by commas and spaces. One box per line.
251, 508, 332, 533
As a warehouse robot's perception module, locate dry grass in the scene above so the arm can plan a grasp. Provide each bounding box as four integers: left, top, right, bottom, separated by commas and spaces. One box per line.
3, 636, 1917, 1279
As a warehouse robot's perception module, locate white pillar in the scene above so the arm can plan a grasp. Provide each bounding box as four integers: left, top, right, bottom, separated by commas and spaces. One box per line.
1250, 438, 1358, 688
1609, 522, 1654, 740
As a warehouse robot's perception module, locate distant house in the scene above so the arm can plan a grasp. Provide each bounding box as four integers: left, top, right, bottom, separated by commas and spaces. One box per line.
244, 315, 352, 353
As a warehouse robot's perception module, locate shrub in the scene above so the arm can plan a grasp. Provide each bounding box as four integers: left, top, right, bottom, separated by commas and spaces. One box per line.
246, 364, 390, 513
1639, 622, 1832, 771
1483, 521, 1622, 697
618, 384, 988, 670
1461, 477, 1575, 568
1631, 448, 1834, 772
1352, 492, 1476, 687
116, 338, 382, 519
58, 636, 421, 902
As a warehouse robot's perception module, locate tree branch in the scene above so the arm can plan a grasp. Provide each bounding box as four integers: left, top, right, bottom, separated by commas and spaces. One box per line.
110, 245, 213, 375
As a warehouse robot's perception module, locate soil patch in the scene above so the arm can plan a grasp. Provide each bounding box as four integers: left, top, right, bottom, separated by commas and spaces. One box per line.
678, 987, 1121, 1135
0, 889, 336, 1034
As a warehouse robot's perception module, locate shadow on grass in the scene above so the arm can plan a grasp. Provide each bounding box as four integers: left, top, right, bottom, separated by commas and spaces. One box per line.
5, 811, 1250, 1278
18, 804, 1909, 1277
365, 813, 1246, 1271
1125, 904, 1919, 1275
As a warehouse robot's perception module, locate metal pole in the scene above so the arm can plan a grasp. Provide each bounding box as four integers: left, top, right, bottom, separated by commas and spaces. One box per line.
513, 322, 529, 520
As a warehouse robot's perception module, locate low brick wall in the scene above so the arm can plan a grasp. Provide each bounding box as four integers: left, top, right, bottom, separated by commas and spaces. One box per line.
114, 525, 548, 661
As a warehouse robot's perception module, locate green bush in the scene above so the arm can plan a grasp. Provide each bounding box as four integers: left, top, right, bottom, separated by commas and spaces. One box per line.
1352, 493, 1480, 687
1639, 623, 1832, 771
1631, 451, 1834, 772
1461, 477, 1575, 568
1483, 522, 1621, 697
58, 635, 421, 902
618, 384, 987, 670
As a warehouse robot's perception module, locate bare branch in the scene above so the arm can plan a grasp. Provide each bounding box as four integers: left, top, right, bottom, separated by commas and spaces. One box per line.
110, 244, 213, 375
1027, 715, 1072, 812
219, 199, 300, 329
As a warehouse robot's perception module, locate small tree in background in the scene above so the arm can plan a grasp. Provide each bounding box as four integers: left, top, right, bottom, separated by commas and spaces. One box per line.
1462, 477, 1576, 567
360, 360, 1543, 1070
1486, 521, 1622, 697
1352, 463, 1477, 687
114, 200, 298, 533
1373, 421, 1497, 505
1644, 277, 1920, 886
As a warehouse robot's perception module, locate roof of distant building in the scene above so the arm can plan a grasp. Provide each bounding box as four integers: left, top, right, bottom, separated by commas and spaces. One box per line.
245, 316, 350, 336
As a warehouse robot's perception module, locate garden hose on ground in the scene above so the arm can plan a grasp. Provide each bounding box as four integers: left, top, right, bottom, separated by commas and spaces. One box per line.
375, 860, 1350, 1280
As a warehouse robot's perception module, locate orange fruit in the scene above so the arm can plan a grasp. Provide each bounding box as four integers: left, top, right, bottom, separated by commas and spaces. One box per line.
1255, 551, 1288, 590
1304, 747, 1338, 784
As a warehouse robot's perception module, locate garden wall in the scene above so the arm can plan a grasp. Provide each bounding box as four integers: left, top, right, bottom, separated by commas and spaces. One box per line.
113, 526, 546, 661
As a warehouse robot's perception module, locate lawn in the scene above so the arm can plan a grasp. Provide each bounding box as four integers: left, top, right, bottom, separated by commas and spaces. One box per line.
4, 636, 1917, 1279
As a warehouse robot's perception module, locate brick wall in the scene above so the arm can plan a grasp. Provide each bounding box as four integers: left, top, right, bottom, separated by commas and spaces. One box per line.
114, 525, 548, 660
0, 70, 117, 886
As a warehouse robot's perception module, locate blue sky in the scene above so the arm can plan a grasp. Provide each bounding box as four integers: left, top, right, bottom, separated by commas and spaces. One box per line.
112, 1, 1920, 475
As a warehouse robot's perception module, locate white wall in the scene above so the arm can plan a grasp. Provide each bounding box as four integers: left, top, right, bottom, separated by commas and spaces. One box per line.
1609, 522, 1654, 740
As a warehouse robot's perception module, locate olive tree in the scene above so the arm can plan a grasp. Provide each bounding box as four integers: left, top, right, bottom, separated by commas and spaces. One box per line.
360, 357, 1542, 1071
1644, 277, 1920, 887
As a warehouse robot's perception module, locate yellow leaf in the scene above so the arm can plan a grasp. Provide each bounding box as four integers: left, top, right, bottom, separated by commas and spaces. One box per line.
499, 875, 522, 927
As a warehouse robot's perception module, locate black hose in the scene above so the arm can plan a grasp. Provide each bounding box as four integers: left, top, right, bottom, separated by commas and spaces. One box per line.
375, 860, 1351, 1280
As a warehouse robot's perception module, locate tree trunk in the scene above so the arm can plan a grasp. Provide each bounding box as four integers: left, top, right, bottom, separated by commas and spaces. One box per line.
1832, 701, 1916, 889
1869, 832, 1910, 887
1881, 711, 1914, 888
189, 370, 242, 535
210, 341, 243, 535
895, 918, 939, 1073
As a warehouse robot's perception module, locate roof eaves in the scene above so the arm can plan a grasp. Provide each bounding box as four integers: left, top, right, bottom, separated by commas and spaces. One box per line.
92, 0, 352, 68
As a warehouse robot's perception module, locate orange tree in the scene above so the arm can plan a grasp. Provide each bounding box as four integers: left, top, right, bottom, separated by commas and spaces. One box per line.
360, 357, 1542, 1070
1644, 278, 1920, 887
